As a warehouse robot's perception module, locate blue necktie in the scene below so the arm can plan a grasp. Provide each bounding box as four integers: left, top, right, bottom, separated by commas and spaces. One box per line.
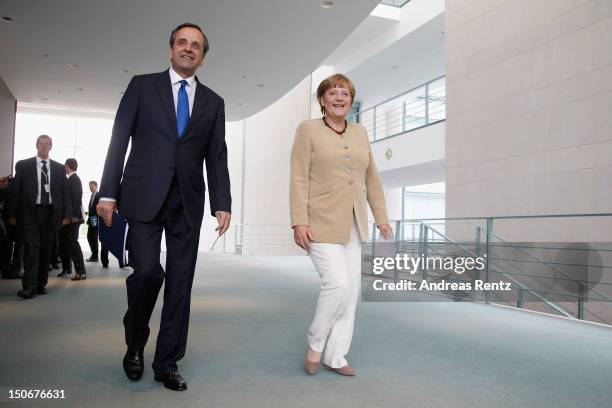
176, 80, 189, 138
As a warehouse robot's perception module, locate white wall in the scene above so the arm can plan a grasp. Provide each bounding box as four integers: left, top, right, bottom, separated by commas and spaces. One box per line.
445, 0, 612, 241
0, 76, 16, 175
372, 120, 445, 173
242, 76, 311, 226
218, 77, 312, 255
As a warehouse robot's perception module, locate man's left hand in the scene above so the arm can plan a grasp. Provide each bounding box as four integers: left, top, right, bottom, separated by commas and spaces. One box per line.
215, 211, 231, 236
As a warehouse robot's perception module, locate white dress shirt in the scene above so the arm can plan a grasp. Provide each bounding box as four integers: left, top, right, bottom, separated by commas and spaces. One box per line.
36, 156, 52, 204
169, 67, 196, 116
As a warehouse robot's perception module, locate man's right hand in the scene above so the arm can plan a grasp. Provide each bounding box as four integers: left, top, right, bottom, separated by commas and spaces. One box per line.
97, 201, 117, 227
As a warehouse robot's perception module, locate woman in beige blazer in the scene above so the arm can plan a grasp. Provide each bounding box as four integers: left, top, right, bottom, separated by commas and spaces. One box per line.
290, 74, 391, 376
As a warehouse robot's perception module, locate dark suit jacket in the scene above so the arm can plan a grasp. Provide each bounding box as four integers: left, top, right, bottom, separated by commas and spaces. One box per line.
7, 157, 71, 225
87, 191, 99, 226
87, 191, 100, 224
66, 173, 84, 223
100, 70, 231, 229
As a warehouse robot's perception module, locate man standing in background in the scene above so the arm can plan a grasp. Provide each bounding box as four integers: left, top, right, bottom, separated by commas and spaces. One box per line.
1, 175, 23, 279
7, 135, 71, 298
86, 181, 100, 263
58, 158, 86, 281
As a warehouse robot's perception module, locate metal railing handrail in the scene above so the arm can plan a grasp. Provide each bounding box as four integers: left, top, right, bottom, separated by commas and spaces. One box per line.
422, 223, 574, 318
346, 75, 445, 120
486, 228, 612, 303
387, 213, 612, 322
403, 213, 612, 222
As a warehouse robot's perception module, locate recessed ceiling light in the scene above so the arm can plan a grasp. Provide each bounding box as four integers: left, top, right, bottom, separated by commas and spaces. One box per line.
43, 53, 49, 58
257, 83, 264, 88
57, 90, 62, 93
321, 1, 333, 8
121, 69, 129, 73
391, 65, 399, 69
237, 102, 243, 106
242, 75, 246, 79
76, 87, 84, 91
69, 64, 79, 69
1, 16, 13, 23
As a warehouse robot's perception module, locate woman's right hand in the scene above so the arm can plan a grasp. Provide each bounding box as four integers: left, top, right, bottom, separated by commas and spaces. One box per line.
293, 225, 313, 251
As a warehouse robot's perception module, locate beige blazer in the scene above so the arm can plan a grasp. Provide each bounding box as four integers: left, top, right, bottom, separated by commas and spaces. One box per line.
290, 119, 389, 244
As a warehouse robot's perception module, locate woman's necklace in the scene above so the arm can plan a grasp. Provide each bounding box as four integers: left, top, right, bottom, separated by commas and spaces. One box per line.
322, 116, 347, 135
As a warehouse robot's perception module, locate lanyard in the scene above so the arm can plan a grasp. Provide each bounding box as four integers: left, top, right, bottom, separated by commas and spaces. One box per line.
38, 161, 49, 183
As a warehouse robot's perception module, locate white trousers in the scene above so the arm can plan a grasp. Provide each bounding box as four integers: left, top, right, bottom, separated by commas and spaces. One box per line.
307, 216, 362, 368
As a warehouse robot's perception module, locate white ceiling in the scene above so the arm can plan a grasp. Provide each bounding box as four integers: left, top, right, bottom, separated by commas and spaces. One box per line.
344, 13, 445, 108
0, 0, 380, 120
324, 11, 399, 67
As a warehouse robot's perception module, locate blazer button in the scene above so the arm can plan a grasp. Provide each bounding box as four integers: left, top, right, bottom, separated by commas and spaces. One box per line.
348, 180, 353, 185
344, 145, 349, 150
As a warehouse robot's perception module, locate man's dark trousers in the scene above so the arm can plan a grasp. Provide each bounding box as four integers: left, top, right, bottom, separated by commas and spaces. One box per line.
124, 180, 199, 375
60, 223, 86, 274
87, 223, 99, 260
22, 206, 54, 291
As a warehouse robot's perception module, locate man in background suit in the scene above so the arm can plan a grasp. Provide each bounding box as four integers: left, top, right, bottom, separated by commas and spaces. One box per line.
1, 175, 23, 279
98, 23, 231, 391
86, 180, 100, 262
7, 135, 71, 298
85, 180, 118, 268
58, 158, 86, 281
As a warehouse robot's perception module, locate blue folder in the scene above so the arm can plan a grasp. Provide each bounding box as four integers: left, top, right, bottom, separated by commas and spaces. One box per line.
98, 212, 129, 266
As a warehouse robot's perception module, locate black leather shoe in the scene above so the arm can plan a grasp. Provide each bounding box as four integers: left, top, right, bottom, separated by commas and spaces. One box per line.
122, 350, 144, 381
71, 274, 87, 281
51, 263, 59, 270
154, 371, 187, 391
86, 257, 98, 262
102, 264, 109, 268
37, 287, 48, 295
17, 289, 35, 299
57, 270, 70, 277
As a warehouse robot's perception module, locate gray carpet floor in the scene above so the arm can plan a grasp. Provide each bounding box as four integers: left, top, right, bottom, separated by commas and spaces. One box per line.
1, 253, 611, 408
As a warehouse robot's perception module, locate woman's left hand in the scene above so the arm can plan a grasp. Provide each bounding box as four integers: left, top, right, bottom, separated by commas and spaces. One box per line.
377, 224, 393, 240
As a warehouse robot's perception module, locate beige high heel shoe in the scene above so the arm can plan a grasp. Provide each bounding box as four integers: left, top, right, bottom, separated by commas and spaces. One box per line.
323, 363, 355, 376
304, 350, 321, 375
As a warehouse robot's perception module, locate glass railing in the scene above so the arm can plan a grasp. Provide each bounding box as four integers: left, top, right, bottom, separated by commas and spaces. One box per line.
347, 76, 445, 142
368, 213, 612, 325
380, 0, 411, 7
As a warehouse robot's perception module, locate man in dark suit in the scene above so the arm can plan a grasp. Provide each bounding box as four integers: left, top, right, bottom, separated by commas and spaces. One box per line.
98, 23, 231, 391
57, 158, 86, 281
85, 180, 100, 262
7, 135, 71, 298
1, 175, 23, 279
